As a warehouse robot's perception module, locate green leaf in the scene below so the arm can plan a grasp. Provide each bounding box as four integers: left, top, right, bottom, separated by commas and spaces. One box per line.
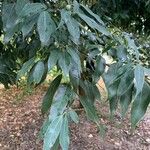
51, 85, 73, 115
131, 82, 150, 128
59, 115, 70, 150
69, 108, 79, 124
107, 81, 120, 114
80, 4, 105, 25
120, 85, 133, 118
134, 64, 145, 97
48, 49, 60, 71
37, 11, 56, 46
19, 3, 46, 17
69, 63, 80, 89
15, 0, 30, 15
33, 60, 45, 84
117, 69, 134, 96
58, 52, 71, 76
80, 96, 99, 123
124, 33, 139, 60
67, 47, 81, 71
17, 57, 35, 80
78, 13, 110, 36
93, 56, 106, 82
61, 10, 80, 44
41, 74, 62, 114
22, 14, 38, 37
43, 115, 63, 150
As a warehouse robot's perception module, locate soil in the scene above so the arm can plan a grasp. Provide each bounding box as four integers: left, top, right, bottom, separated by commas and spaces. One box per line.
0, 82, 150, 150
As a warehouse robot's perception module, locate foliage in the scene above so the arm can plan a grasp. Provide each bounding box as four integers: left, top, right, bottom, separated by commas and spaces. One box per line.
0, 0, 150, 150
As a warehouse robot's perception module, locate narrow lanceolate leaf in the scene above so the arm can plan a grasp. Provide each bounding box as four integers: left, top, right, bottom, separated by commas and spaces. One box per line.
93, 56, 106, 82
37, 11, 56, 46
41, 74, 62, 114
69, 108, 79, 124
15, 0, 30, 15
80, 4, 105, 25
80, 96, 99, 123
19, 3, 46, 17
134, 64, 145, 97
17, 57, 35, 80
59, 115, 70, 150
120, 85, 133, 118
43, 115, 63, 150
67, 48, 81, 71
48, 50, 60, 71
78, 13, 110, 36
131, 82, 150, 128
117, 69, 134, 96
33, 61, 45, 84
61, 10, 80, 44
58, 52, 71, 76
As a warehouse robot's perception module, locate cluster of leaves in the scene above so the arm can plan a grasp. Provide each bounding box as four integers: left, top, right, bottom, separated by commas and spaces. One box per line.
1, 0, 150, 150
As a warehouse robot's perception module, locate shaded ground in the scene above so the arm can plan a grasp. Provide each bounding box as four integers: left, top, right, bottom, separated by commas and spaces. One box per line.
0, 82, 150, 150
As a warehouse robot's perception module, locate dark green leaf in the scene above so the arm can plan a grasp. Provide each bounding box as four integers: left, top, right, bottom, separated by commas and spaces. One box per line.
80, 4, 105, 25
117, 69, 134, 96
41, 74, 62, 114
33, 60, 45, 84
69, 108, 79, 124
134, 64, 145, 97
17, 57, 35, 80
59, 115, 70, 150
16, 0, 30, 15
61, 10, 80, 44
78, 13, 110, 36
48, 50, 60, 71
131, 82, 150, 128
37, 11, 56, 46
43, 115, 63, 150
19, 3, 46, 17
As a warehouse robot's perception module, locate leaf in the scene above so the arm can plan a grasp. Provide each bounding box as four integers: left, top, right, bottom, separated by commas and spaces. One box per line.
43, 115, 63, 150
80, 96, 99, 123
78, 13, 110, 36
19, 3, 46, 17
2, 3, 19, 43
93, 56, 106, 82
48, 50, 60, 71
41, 74, 62, 114
124, 33, 139, 60
37, 11, 56, 46
17, 57, 35, 80
69, 108, 79, 124
117, 69, 134, 96
116, 45, 127, 62
59, 115, 70, 150
67, 47, 81, 71
22, 14, 38, 37
51, 85, 74, 115
69, 63, 80, 89
80, 4, 105, 25
131, 82, 150, 128
33, 60, 45, 84
134, 64, 145, 97
120, 85, 133, 118
61, 10, 80, 44
15, 0, 30, 15
107, 81, 120, 114
58, 52, 71, 76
